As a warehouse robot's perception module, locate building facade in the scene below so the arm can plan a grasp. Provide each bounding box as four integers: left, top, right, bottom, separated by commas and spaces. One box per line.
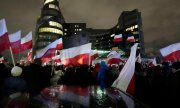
34, 0, 144, 57
34, 0, 65, 53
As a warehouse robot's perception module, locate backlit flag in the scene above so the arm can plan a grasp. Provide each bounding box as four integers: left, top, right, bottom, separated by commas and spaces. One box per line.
106, 51, 123, 65
127, 36, 135, 42
112, 43, 138, 95
0, 57, 5, 63
35, 38, 62, 59
52, 55, 61, 65
27, 49, 32, 62
160, 42, 180, 61
9, 30, 21, 53
20, 31, 32, 52
60, 43, 92, 67
0, 19, 10, 52
113, 34, 122, 42
90, 50, 99, 65
91, 50, 98, 60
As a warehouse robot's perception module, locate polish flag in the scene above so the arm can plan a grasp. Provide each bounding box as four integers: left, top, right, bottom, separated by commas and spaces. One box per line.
113, 34, 122, 42
106, 51, 123, 65
0, 57, 5, 63
35, 38, 62, 59
9, 30, 21, 53
91, 50, 98, 61
148, 58, 157, 67
60, 43, 92, 67
27, 49, 32, 62
127, 36, 135, 42
90, 50, 99, 65
52, 55, 61, 65
112, 43, 138, 95
0, 19, 10, 52
160, 42, 180, 61
20, 31, 32, 52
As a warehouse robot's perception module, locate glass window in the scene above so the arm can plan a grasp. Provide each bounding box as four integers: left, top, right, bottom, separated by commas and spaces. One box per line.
44, 0, 54, 5
39, 27, 63, 35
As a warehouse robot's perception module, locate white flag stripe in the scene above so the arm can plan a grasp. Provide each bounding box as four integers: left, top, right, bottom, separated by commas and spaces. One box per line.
112, 43, 138, 92
9, 30, 21, 42
114, 34, 122, 39
21, 31, 32, 44
160, 42, 180, 56
36, 38, 62, 58
60, 43, 92, 60
0, 19, 7, 36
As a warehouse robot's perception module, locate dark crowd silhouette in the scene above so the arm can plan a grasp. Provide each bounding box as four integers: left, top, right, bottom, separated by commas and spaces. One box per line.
0, 58, 180, 108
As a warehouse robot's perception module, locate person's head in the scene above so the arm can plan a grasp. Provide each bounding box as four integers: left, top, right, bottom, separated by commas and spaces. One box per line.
11, 66, 23, 77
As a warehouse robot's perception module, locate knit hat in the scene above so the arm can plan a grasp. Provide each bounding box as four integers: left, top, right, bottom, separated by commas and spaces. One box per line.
11, 66, 23, 77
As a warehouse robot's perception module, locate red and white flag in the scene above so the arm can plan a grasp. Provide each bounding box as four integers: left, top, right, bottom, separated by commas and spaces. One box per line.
27, 49, 33, 62
20, 31, 32, 52
60, 43, 92, 67
112, 43, 138, 95
0, 19, 10, 52
90, 50, 99, 65
52, 55, 61, 65
35, 38, 62, 59
91, 50, 98, 61
106, 51, 123, 65
136, 53, 142, 64
127, 36, 135, 42
160, 42, 180, 61
113, 34, 122, 42
148, 58, 157, 67
9, 30, 21, 53
0, 57, 5, 63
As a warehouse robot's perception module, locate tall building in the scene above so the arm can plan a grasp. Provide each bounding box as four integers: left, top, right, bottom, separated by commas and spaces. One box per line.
87, 9, 145, 57
34, 0, 65, 53
62, 23, 89, 49
34, 0, 144, 57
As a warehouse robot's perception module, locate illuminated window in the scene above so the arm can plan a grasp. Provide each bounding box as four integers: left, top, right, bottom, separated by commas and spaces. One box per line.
79, 28, 82, 31
64, 29, 67, 31
39, 27, 63, 35
64, 33, 67, 35
49, 21, 62, 29
44, 0, 54, 5
49, 4, 59, 10
74, 33, 76, 34
135, 25, 138, 28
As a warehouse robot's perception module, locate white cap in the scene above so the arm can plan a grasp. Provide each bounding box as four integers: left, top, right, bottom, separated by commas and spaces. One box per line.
11, 66, 23, 77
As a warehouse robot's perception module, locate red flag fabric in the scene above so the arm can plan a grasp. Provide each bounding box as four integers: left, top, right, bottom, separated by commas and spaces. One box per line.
20, 31, 32, 52
113, 34, 122, 42
90, 50, 98, 65
0, 19, 10, 52
35, 38, 62, 59
112, 43, 138, 95
0, 57, 5, 63
127, 36, 135, 42
27, 49, 32, 62
106, 51, 123, 65
9, 31, 21, 53
60, 43, 91, 67
160, 42, 180, 61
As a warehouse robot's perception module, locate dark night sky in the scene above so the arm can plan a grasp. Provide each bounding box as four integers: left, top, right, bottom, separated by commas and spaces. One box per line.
0, 0, 180, 57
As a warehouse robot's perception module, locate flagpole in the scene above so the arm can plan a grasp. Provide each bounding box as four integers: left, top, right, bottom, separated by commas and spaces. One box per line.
9, 47, 15, 67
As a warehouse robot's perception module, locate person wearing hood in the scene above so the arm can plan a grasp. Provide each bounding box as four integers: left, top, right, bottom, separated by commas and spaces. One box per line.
97, 61, 109, 88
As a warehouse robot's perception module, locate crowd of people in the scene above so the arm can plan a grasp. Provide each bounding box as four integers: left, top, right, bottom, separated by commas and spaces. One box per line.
0, 58, 180, 108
